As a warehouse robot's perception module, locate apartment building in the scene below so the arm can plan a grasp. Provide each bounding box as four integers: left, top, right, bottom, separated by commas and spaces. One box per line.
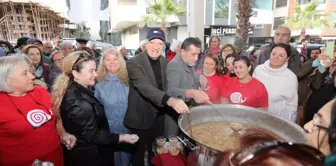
272, 0, 336, 41
110, 0, 274, 49
0, 0, 72, 43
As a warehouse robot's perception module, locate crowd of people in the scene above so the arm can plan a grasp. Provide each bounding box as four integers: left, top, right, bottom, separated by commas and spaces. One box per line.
0, 25, 336, 166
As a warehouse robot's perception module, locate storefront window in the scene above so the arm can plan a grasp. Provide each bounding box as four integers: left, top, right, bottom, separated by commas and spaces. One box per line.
214, 0, 229, 18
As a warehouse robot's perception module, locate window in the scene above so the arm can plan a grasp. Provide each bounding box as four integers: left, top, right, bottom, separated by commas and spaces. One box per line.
273, 17, 285, 30
215, 0, 229, 18
332, 12, 336, 27
297, 0, 325, 5
253, 0, 272, 10
275, 0, 287, 8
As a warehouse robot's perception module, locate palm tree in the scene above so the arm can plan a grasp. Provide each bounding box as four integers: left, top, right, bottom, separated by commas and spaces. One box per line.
138, 0, 186, 38
283, 2, 329, 37
235, 0, 252, 43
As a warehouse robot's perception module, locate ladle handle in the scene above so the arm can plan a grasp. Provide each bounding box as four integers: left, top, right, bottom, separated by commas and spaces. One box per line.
177, 136, 198, 151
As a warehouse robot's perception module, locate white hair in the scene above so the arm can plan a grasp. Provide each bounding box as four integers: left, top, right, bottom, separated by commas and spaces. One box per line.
0, 54, 30, 92
139, 39, 148, 46
170, 40, 182, 52
60, 41, 73, 49
277, 26, 291, 36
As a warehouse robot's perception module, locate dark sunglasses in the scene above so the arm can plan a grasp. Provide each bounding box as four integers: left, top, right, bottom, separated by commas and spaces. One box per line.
229, 141, 325, 166
72, 52, 91, 70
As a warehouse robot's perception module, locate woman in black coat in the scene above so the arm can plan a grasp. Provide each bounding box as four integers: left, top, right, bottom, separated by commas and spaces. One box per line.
52, 51, 138, 166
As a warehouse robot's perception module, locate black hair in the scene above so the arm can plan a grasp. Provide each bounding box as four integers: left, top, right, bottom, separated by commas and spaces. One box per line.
181, 37, 202, 51
289, 38, 295, 43
233, 55, 251, 67
224, 53, 236, 64
301, 38, 307, 43
271, 43, 292, 59
311, 48, 321, 53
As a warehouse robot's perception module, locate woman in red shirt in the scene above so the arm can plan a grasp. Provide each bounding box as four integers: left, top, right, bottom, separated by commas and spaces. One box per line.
221, 56, 268, 109
0, 55, 73, 166
201, 53, 223, 104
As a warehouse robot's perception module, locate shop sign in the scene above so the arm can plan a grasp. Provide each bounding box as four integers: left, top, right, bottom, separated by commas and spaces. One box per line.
211, 26, 236, 36
210, 26, 254, 36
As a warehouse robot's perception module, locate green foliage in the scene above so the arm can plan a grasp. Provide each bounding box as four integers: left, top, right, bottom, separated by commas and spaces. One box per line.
138, 0, 186, 28
283, 2, 329, 31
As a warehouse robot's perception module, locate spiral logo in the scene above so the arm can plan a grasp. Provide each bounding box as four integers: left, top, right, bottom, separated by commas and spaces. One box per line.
27, 109, 51, 128
230, 92, 247, 104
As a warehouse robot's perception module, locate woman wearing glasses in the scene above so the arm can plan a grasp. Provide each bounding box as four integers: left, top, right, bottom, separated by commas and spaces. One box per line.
49, 50, 64, 88
0, 55, 63, 165
52, 51, 139, 166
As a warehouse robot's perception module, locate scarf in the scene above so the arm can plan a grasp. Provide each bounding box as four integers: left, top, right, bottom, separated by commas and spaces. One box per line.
210, 47, 220, 55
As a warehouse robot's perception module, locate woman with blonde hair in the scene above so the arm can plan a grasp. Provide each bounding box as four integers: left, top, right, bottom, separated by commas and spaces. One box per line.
52, 51, 138, 166
95, 48, 131, 166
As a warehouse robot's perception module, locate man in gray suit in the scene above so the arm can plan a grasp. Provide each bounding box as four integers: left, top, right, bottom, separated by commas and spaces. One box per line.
165, 37, 211, 136
124, 28, 188, 166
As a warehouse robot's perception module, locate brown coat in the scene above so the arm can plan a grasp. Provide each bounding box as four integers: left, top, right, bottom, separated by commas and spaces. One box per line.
295, 59, 325, 106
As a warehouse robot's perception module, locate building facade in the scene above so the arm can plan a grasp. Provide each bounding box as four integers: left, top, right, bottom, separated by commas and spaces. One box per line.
272, 0, 336, 41
0, 0, 71, 44
110, 0, 274, 49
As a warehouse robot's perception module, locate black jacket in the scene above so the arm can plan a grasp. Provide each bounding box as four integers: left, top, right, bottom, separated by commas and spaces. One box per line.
124, 52, 169, 129
61, 82, 119, 166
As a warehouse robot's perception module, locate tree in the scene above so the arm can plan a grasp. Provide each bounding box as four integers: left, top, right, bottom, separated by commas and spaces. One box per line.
283, 2, 329, 36
138, 0, 186, 38
235, 0, 252, 43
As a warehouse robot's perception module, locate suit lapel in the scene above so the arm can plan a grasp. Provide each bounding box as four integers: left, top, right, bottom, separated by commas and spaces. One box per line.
160, 56, 167, 91
141, 52, 158, 87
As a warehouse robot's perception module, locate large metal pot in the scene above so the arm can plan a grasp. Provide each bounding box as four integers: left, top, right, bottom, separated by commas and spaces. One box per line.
178, 104, 306, 166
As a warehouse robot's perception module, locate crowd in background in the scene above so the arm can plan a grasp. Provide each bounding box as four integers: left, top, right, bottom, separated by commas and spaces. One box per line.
0, 25, 336, 166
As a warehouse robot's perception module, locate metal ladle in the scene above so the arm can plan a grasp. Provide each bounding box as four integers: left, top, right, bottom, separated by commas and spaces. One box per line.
208, 104, 244, 135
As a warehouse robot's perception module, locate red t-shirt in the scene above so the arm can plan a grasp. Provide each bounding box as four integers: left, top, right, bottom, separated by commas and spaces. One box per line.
0, 86, 63, 166
221, 77, 268, 108
204, 74, 223, 104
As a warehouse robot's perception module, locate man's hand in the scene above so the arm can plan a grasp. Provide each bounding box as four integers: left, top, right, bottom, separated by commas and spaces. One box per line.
167, 97, 189, 114
189, 90, 211, 104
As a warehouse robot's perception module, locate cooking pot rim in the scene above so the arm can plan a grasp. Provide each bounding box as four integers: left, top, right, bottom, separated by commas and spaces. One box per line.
177, 104, 307, 152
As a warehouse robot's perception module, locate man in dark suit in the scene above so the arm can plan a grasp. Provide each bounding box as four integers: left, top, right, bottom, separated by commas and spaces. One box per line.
124, 28, 188, 166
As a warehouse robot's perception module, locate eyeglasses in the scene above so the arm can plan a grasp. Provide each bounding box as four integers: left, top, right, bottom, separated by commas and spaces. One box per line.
229, 141, 325, 166
313, 113, 328, 132
53, 57, 64, 64
223, 50, 233, 53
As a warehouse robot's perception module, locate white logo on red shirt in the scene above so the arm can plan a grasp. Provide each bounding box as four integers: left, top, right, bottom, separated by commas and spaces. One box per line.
230, 92, 247, 104
26, 109, 52, 128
